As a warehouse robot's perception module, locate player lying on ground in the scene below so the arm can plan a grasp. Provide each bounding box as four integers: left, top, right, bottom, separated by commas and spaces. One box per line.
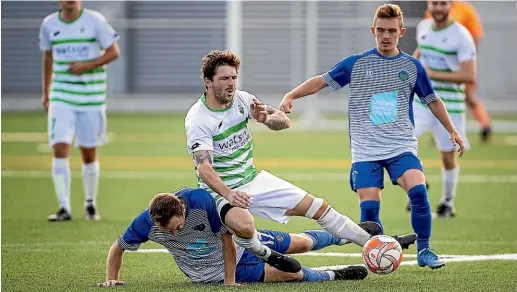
184, 50, 417, 274
98, 189, 374, 287
279, 3, 466, 269
408, 0, 478, 218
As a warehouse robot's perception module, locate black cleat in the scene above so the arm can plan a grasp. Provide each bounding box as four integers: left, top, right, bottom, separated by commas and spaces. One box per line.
392, 233, 417, 250
480, 126, 492, 143
47, 208, 72, 222
266, 250, 302, 273
85, 205, 101, 221
406, 181, 430, 212
433, 203, 456, 218
331, 265, 368, 280
358, 221, 382, 237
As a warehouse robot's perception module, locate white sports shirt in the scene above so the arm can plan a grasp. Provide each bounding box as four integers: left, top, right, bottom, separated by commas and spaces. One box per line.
415, 19, 477, 115
185, 91, 259, 193
39, 8, 119, 109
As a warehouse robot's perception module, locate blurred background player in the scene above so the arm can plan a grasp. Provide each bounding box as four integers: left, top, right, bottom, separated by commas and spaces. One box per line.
279, 4, 466, 269
39, 0, 120, 221
411, 1, 477, 218
424, 0, 492, 142
98, 189, 368, 287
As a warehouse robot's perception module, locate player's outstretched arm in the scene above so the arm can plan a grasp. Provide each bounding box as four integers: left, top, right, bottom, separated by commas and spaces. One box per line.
427, 100, 466, 156
221, 232, 240, 286
97, 240, 126, 287
279, 75, 328, 113
251, 98, 291, 131
194, 150, 251, 209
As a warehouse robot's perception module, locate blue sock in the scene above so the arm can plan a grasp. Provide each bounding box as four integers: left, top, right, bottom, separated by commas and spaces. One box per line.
408, 184, 431, 251
360, 200, 383, 234
301, 266, 331, 282
302, 230, 341, 251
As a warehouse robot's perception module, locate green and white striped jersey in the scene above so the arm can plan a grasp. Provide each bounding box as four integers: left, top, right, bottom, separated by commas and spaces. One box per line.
39, 8, 119, 109
415, 19, 476, 114
185, 91, 259, 193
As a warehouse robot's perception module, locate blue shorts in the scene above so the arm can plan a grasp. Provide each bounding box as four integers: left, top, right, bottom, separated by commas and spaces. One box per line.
349, 152, 424, 192
236, 230, 291, 283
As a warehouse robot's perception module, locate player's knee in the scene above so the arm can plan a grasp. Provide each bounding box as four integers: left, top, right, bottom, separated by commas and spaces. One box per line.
440, 152, 457, 169
80, 148, 97, 164
225, 206, 255, 238
298, 236, 314, 253
52, 143, 70, 158
304, 197, 328, 220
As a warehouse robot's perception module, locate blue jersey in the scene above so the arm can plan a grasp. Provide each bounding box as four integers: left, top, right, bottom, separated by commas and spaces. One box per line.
117, 188, 243, 283
322, 48, 439, 163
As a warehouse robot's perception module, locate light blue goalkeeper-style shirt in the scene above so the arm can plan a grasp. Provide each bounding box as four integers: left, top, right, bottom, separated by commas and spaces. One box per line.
322, 48, 439, 163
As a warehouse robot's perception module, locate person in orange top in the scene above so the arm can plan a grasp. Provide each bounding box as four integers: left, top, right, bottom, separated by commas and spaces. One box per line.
424, 0, 492, 142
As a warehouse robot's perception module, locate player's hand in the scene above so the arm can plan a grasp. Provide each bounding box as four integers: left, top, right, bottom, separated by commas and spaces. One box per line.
250, 98, 268, 123
450, 129, 465, 157
41, 95, 49, 112
97, 280, 126, 287
279, 95, 294, 114
224, 191, 251, 209
68, 61, 93, 75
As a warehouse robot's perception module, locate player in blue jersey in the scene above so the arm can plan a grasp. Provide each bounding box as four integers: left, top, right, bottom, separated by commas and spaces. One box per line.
279, 4, 466, 270
97, 189, 369, 287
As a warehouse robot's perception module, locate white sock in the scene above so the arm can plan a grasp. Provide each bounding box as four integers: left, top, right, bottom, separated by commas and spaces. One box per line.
52, 158, 71, 214
82, 161, 99, 207
316, 207, 371, 246
441, 167, 459, 207
233, 232, 272, 260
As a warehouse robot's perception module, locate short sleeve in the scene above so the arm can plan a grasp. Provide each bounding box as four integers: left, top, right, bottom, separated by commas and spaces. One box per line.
457, 27, 477, 63
118, 210, 152, 251
39, 19, 52, 51
413, 59, 439, 105
322, 55, 359, 90
185, 115, 214, 154
92, 11, 119, 49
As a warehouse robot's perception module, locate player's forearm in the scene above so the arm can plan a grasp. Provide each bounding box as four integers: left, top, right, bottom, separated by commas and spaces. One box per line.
428, 70, 475, 83
285, 75, 328, 100
42, 51, 53, 98
197, 163, 233, 197
106, 240, 125, 281
86, 44, 120, 70
427, 99, 456, 133
222, 233, 237, 285
262, 106, 291, 131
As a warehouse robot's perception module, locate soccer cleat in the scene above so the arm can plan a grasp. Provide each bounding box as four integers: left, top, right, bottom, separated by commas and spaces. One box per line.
417, 248, 445, 269
85, 205, 101, 221
331, 265, 368, 280
406, 181, 430, 212
337, 221, 381, 246
47, 208, 72, 222
433, 203, 456, 219
266, 250, 302, 273
392, 233, 417, 250
480, 126, 492, 143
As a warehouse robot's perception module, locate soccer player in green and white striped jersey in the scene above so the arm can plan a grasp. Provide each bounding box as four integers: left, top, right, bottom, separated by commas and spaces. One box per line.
412, 1, 477, 218
39, 1, 120, 222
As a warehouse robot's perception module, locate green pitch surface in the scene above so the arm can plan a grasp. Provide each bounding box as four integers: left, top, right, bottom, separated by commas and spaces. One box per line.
2, 112, 517, 292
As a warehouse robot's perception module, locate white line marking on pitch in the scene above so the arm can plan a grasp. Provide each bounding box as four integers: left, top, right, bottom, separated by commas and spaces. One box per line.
3, 170, 517, 184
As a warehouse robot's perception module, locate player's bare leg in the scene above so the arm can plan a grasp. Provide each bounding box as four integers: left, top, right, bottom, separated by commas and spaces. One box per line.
48, 143, 72, 222
226, 207, 301, 273
397, 169, 444, 269
80, 147, 100, 220
435, 151, 459, 218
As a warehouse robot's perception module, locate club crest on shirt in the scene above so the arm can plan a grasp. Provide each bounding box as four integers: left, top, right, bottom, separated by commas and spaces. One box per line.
398, 69, 409, 81
238, 104, 244, 115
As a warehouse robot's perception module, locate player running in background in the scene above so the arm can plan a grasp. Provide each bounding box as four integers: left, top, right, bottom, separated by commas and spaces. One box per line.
97, 189, 368, 287
279, 3, 465, 269
411, 0, 477, 218
184, 50, 416, 273
423, 0, 492, 141
39, 0, 119, 221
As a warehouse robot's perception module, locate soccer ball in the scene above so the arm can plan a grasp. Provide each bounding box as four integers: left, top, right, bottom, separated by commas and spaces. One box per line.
362, 235, 403, 275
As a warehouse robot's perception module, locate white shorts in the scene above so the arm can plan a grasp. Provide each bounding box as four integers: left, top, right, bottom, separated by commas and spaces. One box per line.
48, 102, 108, 148
413, 102, 470, 152
214, 170, 308, 224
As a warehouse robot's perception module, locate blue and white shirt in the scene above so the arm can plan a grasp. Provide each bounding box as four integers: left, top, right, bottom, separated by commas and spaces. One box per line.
322, 48, 439, 163
117, 188, 244, 283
